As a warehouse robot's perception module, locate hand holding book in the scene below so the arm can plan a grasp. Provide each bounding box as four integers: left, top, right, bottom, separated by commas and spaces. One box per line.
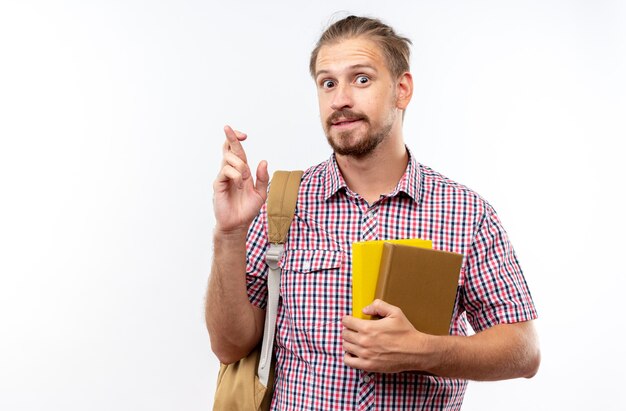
342, 299, 429, 373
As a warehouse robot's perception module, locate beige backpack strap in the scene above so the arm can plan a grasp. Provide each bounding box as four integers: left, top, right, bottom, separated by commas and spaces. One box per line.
258, 170, 303, 387
266, 170, 304, 244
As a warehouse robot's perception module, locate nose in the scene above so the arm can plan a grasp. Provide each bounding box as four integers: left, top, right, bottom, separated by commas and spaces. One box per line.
330, 83, 353, 111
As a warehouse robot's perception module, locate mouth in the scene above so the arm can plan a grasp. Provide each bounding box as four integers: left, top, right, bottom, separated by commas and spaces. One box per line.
331, 118, 363, 128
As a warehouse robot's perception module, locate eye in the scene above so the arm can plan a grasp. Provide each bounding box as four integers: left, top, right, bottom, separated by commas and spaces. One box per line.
322, 80, 336, 89
356, 75, 369, 85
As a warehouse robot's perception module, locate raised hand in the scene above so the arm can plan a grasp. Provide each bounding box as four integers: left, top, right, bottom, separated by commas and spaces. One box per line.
213, 125, 270, 234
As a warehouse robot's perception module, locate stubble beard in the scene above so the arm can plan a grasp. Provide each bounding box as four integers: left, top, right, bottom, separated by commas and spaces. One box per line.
324, 108, 396, 159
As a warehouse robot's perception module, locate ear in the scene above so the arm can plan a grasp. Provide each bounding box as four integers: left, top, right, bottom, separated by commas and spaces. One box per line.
395, 72, 413, 110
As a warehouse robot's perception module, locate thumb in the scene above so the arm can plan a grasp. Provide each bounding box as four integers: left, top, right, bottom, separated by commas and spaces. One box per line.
255, 160, 269, 198
362, 299, 397, 318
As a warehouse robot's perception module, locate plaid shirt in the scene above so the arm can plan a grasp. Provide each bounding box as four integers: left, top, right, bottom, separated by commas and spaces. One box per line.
245, 150, 537, 410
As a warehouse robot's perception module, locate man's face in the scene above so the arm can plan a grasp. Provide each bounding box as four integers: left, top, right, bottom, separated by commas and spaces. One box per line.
314, 36, 401, 158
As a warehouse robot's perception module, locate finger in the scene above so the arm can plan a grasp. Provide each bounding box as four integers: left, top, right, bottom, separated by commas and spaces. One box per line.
221, 137, 247, 158
342, 315, 365, 332
222, 151, 251, 181
342, 339, 361, 358
343, 352, 364, 370
362, 299, 397, 318
221, 127, 247, 153
224, 125, 248, 163
215, 164, 243, 187
215, 164, 245, 190
341, 327, 360, 344
254, 160, 269, 198
233, 129, 247, 140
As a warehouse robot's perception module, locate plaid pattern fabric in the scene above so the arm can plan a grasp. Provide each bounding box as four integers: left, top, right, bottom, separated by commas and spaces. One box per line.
245, 150, 537, 410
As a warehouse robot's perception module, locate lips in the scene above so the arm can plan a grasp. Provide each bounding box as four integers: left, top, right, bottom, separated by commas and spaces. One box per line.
326, 109, 369, 130
332, 118, 362, 126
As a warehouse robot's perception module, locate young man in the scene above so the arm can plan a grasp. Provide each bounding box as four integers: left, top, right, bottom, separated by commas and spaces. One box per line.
207, 16, 540, 410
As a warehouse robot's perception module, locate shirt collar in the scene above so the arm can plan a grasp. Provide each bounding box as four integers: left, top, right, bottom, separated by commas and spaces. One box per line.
323, 154, 347, 200
322, 147, 421, 203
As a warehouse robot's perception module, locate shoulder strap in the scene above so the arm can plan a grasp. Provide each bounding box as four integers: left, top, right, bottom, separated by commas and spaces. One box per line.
258, 170, 303, 387
266, 170, 303, 244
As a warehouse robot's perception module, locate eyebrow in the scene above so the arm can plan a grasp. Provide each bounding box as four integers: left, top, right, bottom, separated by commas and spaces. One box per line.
315, 64, 378, 78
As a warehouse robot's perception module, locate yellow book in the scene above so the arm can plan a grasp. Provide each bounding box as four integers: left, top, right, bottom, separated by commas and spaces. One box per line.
352, 238, 432, 319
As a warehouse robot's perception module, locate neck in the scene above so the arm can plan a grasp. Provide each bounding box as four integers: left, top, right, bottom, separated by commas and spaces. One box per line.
335, 127, 408, 204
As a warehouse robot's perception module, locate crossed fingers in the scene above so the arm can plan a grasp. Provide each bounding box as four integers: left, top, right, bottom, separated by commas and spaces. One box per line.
218, 126, 252, 189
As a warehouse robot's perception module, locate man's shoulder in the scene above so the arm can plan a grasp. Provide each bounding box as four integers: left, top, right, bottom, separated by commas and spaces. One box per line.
296, 157, 332, 190
302, 158, 329, 178
418, 163, 471, 191
417, 162, 493, 211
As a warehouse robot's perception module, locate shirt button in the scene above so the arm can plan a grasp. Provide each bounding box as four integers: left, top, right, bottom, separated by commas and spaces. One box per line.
362, 375, 371, 383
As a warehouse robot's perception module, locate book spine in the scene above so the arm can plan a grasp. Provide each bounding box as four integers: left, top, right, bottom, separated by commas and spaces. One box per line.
374, 242, 394, 301
352, 243, 362, 317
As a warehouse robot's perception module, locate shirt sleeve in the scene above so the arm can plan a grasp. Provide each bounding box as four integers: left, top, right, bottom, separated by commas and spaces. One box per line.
462, 203, 538, 333
245, 204, 270, 309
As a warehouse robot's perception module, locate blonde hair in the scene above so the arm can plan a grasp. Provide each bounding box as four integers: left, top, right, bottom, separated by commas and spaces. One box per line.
309, 15, 412, 79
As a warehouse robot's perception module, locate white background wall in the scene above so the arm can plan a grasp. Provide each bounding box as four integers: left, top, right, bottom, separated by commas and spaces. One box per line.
1, 1, 624, 410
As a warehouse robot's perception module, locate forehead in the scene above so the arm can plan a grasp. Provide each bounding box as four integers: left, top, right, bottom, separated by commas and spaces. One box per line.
315, 37, 387, 76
